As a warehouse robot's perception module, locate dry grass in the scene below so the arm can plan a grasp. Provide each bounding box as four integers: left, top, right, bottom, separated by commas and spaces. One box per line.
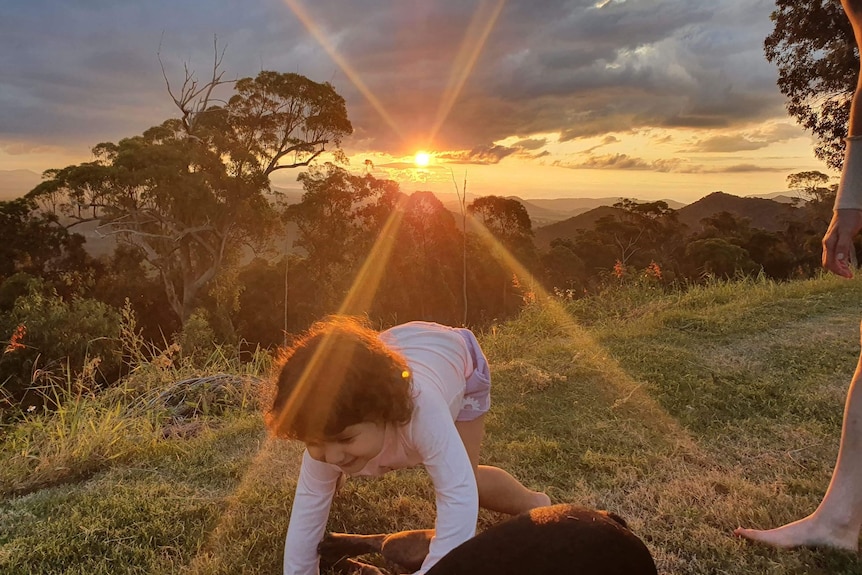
4, 274, 862, 573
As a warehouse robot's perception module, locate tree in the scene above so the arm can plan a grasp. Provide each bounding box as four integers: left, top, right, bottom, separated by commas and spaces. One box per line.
467, 196, 537, 319
285, 164, 402, 321
0, 197, 89, 284
541, 238, 587, 293
692, 211, 797, 280
28, 61, 352, 326
468, 195, 535, 258
587, 200, 686, 279
684, 238, 758, 279
765, 0, 857, 169
374, 191, 463, 324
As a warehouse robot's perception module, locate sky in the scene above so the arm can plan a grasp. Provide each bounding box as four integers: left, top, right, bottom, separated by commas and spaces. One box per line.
0, 0, 831, 203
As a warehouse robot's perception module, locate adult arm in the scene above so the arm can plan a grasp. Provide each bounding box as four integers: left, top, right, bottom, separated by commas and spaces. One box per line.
824, 0, 862, 277
282, 450, 342, 575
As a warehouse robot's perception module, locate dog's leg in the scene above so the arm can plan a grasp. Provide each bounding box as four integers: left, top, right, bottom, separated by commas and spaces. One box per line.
319, 532, 388, 560
379, 529, 434, 573
319, 529, 434, 575
325, 556, 388, 575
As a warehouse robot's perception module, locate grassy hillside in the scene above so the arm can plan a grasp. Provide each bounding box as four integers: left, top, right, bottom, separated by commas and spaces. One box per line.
4, 275, 862, 574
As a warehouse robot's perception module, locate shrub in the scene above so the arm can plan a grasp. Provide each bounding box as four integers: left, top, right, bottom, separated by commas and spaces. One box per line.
1, 289, 122, 413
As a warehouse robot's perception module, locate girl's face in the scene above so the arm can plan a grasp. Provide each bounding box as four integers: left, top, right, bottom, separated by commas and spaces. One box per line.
305, 421, 386, 474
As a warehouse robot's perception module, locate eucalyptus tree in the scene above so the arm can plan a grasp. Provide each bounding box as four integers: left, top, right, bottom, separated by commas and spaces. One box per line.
0, 197, 88, 283
28, 64, 352, 325
765, 0, 857, 169
467, 195, 537, 319
376, 191, 463, 324
285, 163, 402, 320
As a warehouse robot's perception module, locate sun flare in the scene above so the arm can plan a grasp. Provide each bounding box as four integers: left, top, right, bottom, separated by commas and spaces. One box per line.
414, 151, 431, 167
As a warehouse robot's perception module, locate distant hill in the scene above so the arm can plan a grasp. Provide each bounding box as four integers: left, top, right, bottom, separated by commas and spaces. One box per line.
509, 196, 686, 228
437, 194, 687, 229
533, 191, 802, 249
746, 191, 804, 204
534, 205, 626, 248
677, 191, 801, 233
0, 169, 41, 201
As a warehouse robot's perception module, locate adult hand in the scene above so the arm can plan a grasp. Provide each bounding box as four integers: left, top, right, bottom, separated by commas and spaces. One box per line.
822, 209, 862, 278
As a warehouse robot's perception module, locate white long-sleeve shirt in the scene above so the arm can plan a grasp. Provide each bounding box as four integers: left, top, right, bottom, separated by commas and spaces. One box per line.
282, 322, 480, 575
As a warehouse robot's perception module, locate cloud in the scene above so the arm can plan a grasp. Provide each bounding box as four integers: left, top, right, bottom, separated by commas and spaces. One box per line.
556, 153, 652, 170
554, 153, 785, 174
0, 0, 789, 165
512, 137, 548, 151
683, 123, 806, 152
720, 163, 785, 173
582, 135, 621, 154
438, 144, 519, 165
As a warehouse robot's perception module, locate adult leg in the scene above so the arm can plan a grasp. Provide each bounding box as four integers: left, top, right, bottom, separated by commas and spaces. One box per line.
455, 414, 550, 515
734, 330, 862, 550
734, 0, 862, 550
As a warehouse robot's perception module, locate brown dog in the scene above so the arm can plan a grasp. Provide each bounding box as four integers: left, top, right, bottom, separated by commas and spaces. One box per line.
318, 503, 658, 574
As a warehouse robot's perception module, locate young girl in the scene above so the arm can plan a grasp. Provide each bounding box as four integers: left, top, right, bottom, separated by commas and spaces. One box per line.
265, 316, 550, 575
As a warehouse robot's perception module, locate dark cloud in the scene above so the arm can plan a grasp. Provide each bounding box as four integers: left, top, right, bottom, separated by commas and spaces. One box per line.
438, 144, 519, 165
555, 153, 786, 174
0, 0, 788, 162
582, 135, 621, 154
720, 163, 785, 173
558, 153, 653, 170
512, 138, 548, 151
683, 123, 803, 152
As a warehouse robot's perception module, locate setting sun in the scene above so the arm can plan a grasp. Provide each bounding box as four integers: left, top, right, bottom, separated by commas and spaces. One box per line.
414, 151, 431, 167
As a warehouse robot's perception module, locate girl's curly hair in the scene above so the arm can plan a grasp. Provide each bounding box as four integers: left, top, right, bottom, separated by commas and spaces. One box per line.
264, 316, 413, 440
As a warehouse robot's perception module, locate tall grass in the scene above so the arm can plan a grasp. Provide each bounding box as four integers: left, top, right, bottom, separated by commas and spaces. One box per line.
4, 274, 862, 574
0, 304, 269, 498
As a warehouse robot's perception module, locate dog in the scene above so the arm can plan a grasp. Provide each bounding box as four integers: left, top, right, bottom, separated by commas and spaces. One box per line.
318, 503, 658, 574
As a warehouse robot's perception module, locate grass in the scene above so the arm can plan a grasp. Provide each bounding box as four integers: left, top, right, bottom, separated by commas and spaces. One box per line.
4, 273, 862, 573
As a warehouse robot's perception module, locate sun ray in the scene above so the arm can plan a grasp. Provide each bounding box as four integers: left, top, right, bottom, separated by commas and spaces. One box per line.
187, 200, 411, 572
188, 208, 699, 572
282, 0, 404, 140
430, 0, 507, 144
465, 213, 696, 444
336, 195, 409, 315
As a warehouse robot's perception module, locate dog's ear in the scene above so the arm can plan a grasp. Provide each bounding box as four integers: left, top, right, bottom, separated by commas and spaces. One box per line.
602, 510, 629, 529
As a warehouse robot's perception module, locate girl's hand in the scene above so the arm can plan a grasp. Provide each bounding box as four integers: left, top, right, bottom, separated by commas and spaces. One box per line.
822, 209, 862, 278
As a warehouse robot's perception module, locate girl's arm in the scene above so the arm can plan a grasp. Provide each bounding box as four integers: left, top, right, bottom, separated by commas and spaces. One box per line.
410, 394, 479, 574
283, 450, 342, 575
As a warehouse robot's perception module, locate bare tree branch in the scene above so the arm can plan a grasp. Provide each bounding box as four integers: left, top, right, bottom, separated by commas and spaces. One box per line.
158, 35, 231, 134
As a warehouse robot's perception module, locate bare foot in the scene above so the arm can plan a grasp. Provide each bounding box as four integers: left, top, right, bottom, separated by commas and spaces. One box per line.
733, 515, 859, 552
530, 491, 552, 509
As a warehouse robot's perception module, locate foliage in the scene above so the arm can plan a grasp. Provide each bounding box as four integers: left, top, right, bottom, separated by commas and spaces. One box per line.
27, 67, 352, 325
467, 196, 539, 321
173, 309, 217, 364
233, 257, 289, 349
284, 163, 401, 323
764, 0, 857, 169
684, 238, 758, 279
87, 245, 181, 344
0, 287, 122, 412
540, 238, 587, 293
371, 191, 464, 325
554, 200, 685, 291
0, 299, 267, 499
0, 197, 90, 284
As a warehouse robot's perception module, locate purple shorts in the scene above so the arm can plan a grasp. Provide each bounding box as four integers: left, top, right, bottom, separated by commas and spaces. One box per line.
455, 328, 491, 422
